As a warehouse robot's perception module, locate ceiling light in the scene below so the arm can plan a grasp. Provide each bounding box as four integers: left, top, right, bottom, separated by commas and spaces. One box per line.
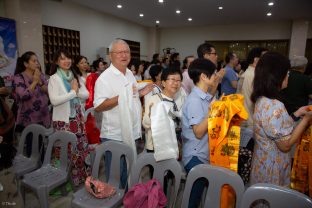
218, 6, 223, 10
158, 0, 164, 3
267, 12, 272, 16
176, 10, 181, 14
188, 18, 192, 21
156, 20, 160, 24
139, 14, 144, 17
268, 2, 274, 6
117, 4, 122, 9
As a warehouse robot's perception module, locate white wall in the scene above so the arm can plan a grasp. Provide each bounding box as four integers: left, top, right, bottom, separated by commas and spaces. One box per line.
41, 0, 150, 62
160, 21, 293, 59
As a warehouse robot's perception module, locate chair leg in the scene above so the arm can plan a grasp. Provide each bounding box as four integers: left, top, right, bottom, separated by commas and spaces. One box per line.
20, 183, 26, 208
36, 187, 49, 208
60, 183, 68, 196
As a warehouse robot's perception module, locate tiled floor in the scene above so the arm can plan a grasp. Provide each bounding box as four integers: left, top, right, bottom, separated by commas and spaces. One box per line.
24, 191, 73, 208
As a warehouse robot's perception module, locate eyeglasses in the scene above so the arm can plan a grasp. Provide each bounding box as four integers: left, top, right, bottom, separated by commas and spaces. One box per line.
166, 78, 182, 83
111, 50, 130, 56
208, 52, 218, 56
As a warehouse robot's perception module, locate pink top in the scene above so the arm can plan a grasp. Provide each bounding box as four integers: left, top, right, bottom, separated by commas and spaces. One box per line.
182, 69, 194, 95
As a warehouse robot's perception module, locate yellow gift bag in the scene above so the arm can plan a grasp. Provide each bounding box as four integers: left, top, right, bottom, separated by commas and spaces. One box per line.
290, 124, 312, 197
208, 94, 248, 208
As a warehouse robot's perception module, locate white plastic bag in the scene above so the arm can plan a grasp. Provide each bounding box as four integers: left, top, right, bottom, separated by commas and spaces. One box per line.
151, 101, 178, 162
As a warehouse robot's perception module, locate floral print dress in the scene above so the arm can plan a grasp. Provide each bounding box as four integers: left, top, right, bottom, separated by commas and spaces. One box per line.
52, 103, 91, 187
250, 97, 294, 186
12, 72, 50, 128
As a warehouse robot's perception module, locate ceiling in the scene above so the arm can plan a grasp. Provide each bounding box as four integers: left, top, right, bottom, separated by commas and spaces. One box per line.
69, 0, 312, 28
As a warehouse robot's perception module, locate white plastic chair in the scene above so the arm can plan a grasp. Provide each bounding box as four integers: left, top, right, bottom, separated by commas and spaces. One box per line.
21, 131, 77, 208
241, 183, 312, 208
181, 164, 245, 208
13, 124, 47, 178
129, 152, 182, 208
71, 141, 135, 208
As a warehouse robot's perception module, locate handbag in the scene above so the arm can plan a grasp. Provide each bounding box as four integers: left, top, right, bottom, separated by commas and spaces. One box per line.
123, 178, 167, 208
85, 176, 116, 198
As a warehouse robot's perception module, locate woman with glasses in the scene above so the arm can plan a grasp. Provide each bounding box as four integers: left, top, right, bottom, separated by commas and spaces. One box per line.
142, 67, 185, 153
250, 52, 312, 186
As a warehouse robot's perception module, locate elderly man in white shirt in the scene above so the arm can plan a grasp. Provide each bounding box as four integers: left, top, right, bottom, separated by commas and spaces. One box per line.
94, 39, 152, 187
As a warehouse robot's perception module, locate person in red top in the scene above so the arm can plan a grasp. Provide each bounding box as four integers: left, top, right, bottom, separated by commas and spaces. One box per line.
85, 59, 106, 110
84, 59, 106, 144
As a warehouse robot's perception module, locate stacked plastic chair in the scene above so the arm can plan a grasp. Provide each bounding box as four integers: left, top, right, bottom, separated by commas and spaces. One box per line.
21, 131, 77, 208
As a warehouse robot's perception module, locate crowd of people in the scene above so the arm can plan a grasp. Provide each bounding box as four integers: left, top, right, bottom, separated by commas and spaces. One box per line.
1, 38, 312, 207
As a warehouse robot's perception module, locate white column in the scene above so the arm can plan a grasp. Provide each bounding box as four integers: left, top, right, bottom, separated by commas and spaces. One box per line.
4, 0, 44, 69
289, 20, 309, 58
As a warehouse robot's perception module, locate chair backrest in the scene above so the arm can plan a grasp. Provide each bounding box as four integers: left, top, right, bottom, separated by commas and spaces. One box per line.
84, 107, 94, 122
241, 183, 312, 208
42, 131, 77, 172
181, 164, 245, 208
129, 153, 182, 208
91, 141, 135, 187
17, 124, 47, 159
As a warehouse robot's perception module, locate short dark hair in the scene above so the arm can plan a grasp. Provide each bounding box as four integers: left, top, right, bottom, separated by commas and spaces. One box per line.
152, 53, 159, 60
149, 65, 162, 82
246, 47, 267, 65
251, 52, 290, 103
49, 49, 80, 86
92, 59, 102, 70
50, 48, 72, 75
161, 66, 182, 81
197, 43, 215, 58
170, 53, 179, 61
182, 55, 195, 69
225, 52, 235, 64
151, 53, 160, 64
188, 58, 216, 84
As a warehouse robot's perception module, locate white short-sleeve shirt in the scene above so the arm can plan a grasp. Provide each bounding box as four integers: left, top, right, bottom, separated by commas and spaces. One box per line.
94, 64, 141, 141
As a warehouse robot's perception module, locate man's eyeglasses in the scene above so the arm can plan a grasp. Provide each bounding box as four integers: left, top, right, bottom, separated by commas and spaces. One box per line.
111, 50, 130, 56
208, 52, 217, 56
